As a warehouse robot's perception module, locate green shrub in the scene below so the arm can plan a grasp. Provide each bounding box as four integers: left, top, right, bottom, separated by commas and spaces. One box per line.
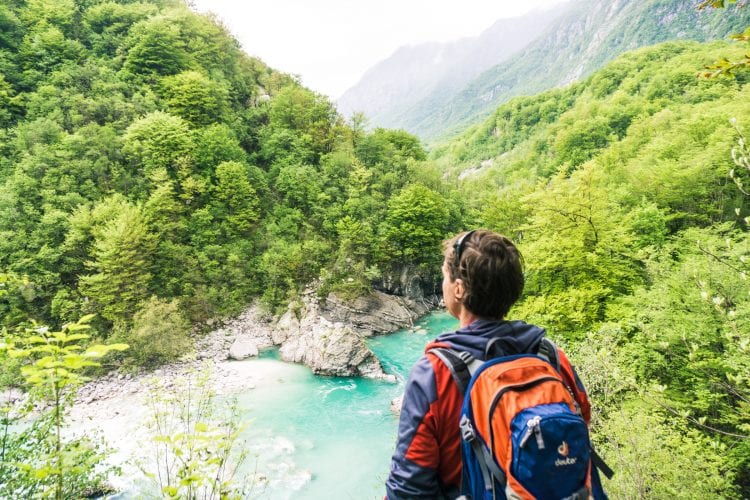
123, 296, 191, 367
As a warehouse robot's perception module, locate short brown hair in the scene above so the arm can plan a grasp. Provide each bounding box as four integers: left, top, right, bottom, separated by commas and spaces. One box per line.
444, 230, 524, 319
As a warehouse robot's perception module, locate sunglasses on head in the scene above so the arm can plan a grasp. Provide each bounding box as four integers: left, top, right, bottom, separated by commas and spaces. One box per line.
453, 230, 476, 269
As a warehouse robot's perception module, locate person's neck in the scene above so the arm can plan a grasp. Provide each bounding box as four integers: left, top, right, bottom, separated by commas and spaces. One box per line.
458, 310, 504, 329
458, 310, 479, 328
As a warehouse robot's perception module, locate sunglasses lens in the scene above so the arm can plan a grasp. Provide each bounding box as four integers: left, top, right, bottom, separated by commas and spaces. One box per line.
454, 230, 475, 268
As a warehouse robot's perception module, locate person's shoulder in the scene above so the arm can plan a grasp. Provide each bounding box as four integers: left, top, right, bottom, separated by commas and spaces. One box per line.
408, 353, 437, 379
408, 345, 461, 385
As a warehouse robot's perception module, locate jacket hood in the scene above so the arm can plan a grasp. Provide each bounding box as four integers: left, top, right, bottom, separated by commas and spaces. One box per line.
427, 319, 546, 360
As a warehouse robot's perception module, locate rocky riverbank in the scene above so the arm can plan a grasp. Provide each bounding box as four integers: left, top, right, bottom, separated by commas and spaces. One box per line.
68, 358, 302, 495
205, 288, 434, 379
74, 288, 435, 409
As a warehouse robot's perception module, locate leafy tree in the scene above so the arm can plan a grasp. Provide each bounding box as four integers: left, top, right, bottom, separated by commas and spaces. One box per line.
84, 2, 158, 56
625, 200, 669, 249
211, 161, 261, 239
274, 163, 322, 216
356, 128, 426, 167
121, 16, 188, 81
193, 123, 247, 173
0, 74, 19, 127
379, 184, 451, 268
160, 71, 229, 126
121, 296, 190, 367
611, 226, 750, 488
517, 165, 645, 336
122, 111, 193, 180
336, 216, 376, 263
0, 5, 22, 52
142, 168, 192, 298
0, 314, 127, 499
266, 85, 339, 159
18, 24, 84, 81
476, 186, 533, 241
78, 201, 155, 328
259, 238, 328, 309
18, 0, 76, 33
554, 116, 612, 168
141, 366, 252, 499
599, 406, 737, 498
167, 8, 244, 82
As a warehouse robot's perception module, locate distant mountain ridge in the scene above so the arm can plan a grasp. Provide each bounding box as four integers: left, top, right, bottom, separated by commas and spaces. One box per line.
339, 0, 750, 141
336, 5, 566, 129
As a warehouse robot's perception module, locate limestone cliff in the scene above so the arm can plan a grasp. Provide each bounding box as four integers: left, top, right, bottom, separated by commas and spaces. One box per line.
212, 288, 436, 379
322, 289, 432, 336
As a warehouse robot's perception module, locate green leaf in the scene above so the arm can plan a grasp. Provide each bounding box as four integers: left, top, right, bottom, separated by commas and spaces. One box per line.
162, 486, 179, 496
62, 356, 98, 370
65, 324, 91, 334
78, 313, 97, 324
33, 468, 50, 479
82, 343, 129, 358
61, 332, 90, 341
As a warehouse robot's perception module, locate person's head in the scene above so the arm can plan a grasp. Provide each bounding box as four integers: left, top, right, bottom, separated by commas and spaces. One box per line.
442, 229, 524, 320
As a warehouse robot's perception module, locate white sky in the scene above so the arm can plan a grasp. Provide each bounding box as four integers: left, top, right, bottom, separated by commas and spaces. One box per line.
190, 0, 566, 100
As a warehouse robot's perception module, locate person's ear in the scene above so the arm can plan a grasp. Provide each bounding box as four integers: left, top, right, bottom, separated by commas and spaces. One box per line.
453, 279, 465, 302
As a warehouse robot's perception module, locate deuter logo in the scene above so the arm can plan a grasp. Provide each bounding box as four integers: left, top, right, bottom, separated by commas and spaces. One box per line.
555, 456, 578, 467
555, 441, 577, 466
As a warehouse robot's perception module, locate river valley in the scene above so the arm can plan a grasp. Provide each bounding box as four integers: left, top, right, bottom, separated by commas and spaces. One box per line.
68, 311, 457, 499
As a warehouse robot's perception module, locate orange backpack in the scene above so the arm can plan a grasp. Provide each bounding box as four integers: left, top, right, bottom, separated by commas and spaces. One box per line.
430, 338, 611, 500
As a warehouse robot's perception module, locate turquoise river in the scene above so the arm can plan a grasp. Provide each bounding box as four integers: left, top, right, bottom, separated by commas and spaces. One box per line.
233, 311, 456, 499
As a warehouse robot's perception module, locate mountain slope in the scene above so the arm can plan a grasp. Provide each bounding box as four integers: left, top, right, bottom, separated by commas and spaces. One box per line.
0, 0, 455, 350
348, 0, 750, 141
336, 5, 566, 128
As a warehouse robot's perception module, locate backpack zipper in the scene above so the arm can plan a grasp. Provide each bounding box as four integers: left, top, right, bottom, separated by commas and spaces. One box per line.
519, 415, 545, 450
487, 376, 567, 455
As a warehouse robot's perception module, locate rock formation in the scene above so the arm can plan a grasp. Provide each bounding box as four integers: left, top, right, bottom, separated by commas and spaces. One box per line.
321, 289, 431, 336
211, 286, 435, 380
277, 314, 386, 379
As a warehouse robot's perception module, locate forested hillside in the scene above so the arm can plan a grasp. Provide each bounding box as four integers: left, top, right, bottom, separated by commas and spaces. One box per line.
370, 0, 750, 140
434, 39, 750, 496
0, 0, 459, 366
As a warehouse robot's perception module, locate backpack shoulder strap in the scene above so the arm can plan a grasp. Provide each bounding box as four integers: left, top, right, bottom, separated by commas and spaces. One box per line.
430, 337, 561, 395
536, 337, 561, 372
428, 347, 481, 395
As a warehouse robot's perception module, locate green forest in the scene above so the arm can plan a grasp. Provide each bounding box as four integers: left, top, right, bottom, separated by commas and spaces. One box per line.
0, 0, 459, 349
1, 0, 749, 497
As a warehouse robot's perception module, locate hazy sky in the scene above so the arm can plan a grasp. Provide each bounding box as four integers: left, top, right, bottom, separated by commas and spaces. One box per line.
190, 0, 566, 100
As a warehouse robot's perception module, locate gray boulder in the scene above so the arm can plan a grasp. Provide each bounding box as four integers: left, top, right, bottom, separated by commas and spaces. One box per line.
228, 338, 259, 361
279, 322, 384, 378
276, 297, 388, 379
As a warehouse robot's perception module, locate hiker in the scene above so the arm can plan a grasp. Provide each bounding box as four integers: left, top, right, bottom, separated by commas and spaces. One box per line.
385, 229, 606, 499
